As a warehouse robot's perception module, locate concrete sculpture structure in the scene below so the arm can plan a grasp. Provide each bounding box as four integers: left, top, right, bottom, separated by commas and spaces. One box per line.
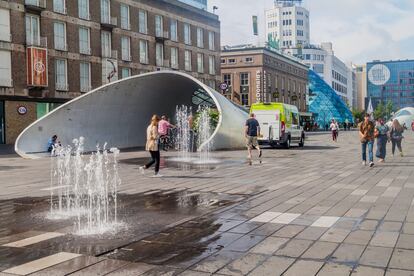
15, 71, 248, 159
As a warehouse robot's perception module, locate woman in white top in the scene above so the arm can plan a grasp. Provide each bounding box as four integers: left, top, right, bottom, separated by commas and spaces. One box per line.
139, 115, 162, 177
330, 119, 338, 142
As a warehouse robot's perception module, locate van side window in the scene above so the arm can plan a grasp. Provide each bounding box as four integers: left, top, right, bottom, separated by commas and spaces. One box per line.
292, 113, 299, 125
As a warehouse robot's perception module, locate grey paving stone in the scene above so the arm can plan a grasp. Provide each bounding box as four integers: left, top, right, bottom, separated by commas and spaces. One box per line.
343, 230, 374, 245
370, 232, 399, 248
389, 249, 414, 270
272, 225, 306, 238
351, 265, 385, 276
379, 221, 403, 232
249, 236, 289, 255
190, 251, 243, 274
250, 223, 284, 236
217, 253, 268, 276
274, 239, 313, 258
403, 222, 414, 234
386, 268, 414, 276
296, 227, 327, 241
317, 263, 353, 276
330, 243, 365, 263
248, 256, 295, 276
396, 234, 414, 250
319, 228, 351, 243
358, 220, 380, 231
283, 260, 324, 276
223, 234, 266, 252
359, 246, 393, 268
302, 241, 339, 260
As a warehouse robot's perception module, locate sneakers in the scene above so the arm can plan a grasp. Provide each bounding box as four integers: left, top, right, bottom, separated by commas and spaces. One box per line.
259, 150, 262, 158
400, 152, 404, 157
362, 161, 366, 166
369, 162, 374, 167
138, 166, 145, 175
152, 174, 163, 178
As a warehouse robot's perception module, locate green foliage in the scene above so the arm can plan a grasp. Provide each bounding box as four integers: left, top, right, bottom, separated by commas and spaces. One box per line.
385, 100, 394, 119
193, 108, 220, 131
352, 108, 364, 123
374, 101, 386, 120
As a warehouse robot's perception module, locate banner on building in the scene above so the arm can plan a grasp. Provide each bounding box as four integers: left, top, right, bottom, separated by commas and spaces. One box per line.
27, 47, 48, 87
252, 16, 258, 36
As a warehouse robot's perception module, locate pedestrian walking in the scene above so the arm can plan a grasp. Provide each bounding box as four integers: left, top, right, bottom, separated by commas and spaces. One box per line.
374, 118, 389, 163
330, 119, 338, 142
359, 113, 375, 167
390, 119, 404, 157
245, 113, 262, 160
139, 115, 162, 177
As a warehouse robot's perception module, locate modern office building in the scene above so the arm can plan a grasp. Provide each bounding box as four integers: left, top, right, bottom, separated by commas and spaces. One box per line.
265, 0, 310, 49
354, 64, 367, 111
308, 70, 353, 128
220, 45, 308, 112
366, 59, 414, 110
0, 0, 220, 144
177, 0, 207, 10
285, 42, 354, 108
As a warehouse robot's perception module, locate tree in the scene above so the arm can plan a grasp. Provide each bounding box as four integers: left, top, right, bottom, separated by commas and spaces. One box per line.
385, 100, 394, 120
374, 101, 386, 120
352, 108, 364, 123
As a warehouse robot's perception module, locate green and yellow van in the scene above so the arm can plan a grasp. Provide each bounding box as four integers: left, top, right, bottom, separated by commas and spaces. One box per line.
250, 102, 305, 148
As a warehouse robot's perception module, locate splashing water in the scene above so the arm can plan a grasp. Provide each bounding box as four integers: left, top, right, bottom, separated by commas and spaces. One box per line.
48, 137, 122, 235
196, 106, 213, 164
174, 105, 194, 162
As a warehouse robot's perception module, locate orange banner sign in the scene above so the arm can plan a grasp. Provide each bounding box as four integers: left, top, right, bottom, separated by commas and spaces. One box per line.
27, 47, 48, 87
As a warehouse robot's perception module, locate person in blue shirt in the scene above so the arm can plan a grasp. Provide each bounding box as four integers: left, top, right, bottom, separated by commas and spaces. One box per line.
47, 135, 58, 152
245, 113, 262, 160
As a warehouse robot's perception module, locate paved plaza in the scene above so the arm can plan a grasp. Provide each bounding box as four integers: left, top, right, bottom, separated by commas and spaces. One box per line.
0, 131, 414, 275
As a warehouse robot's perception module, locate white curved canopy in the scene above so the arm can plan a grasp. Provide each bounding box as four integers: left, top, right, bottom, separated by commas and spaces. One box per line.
15, 71, 248, 159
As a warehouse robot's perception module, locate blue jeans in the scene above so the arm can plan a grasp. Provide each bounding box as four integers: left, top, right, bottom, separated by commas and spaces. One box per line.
375, 135, 387, 159
361, 140, 374, 162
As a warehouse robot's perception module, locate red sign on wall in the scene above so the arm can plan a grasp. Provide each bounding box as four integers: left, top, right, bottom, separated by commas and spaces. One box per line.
27, 47, 48, 87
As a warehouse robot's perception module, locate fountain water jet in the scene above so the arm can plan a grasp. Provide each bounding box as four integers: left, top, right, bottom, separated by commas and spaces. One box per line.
48, 137, 122, 235
172, 105, 195, 162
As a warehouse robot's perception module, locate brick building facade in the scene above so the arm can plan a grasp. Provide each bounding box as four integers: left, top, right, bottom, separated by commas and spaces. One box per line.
0, 0, 220, 144
220, 46, 308, 112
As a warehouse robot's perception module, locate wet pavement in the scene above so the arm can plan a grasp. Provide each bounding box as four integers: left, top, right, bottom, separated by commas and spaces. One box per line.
0, 131, 414, 275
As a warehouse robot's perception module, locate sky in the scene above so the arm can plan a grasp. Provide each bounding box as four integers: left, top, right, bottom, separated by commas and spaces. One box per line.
207, 0, 414, 65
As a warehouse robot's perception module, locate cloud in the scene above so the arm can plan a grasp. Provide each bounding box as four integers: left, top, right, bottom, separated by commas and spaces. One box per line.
208, 0, 414, 64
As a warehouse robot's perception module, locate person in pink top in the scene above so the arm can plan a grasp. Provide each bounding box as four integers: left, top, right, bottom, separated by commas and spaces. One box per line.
158, 115, 175, 151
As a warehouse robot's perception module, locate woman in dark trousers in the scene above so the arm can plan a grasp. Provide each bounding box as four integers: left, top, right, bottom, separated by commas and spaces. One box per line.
139, 115, 162, 177
375, 118, 389, 163
390, 119, 404, 157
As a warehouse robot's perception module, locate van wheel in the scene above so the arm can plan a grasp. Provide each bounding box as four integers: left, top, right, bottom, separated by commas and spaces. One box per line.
283, 137, 291, 149
299, 136, 305, 147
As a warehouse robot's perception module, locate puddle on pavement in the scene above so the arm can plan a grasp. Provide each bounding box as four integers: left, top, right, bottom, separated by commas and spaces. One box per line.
0, 190, 245, 266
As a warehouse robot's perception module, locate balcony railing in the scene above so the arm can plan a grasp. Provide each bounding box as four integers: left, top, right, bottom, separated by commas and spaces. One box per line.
122, 54, 132, 62
25, 0, 46, 10
101, 16, 117, 28
155, 31, 169, 42
80, 46, 91, 55
27, 36, 47, 48
121, 21, 130, 30
103, 50, 118, 59
80, 85, 92, 93
56, 83, 68, 91
55, 41, 67, 51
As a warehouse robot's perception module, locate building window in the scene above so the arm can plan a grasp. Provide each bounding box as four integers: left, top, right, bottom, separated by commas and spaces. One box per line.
245, 57, 253, 63
223, 74, 231, 87
121, 36, 131, 61
25, 14, 40, 46
197, 27, 204, 48
208, 31, 215, 51
101, 31, 111, 58
184, 23, 191, 45
241, 94, 249, 106
240, 73, 249, 86
120, 4, 130, 30
80, 61, 91, 92
221, 58, 226, 64
139, 40, 148, 64
121, 67, 131, 79
155, 15, 163, 37
228, 58, 236, 64
54, 22, 66, 51
185, 50, 192, 71
170, 19, 178, 42
53, 0, 66, 14
55, 59, 68, 91
197, 53, 204, 73
100, 0, 110, 24
156, 43, 164, 67
79, 27, 90, 55
170, 47, 178, 69
78, 0, 89, 20
208, 55, 215, 75
138, 10, 147, 34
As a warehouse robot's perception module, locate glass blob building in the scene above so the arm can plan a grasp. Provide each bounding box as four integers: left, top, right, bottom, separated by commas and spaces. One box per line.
308, 70, 354, 128
366, 60, 414, 110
